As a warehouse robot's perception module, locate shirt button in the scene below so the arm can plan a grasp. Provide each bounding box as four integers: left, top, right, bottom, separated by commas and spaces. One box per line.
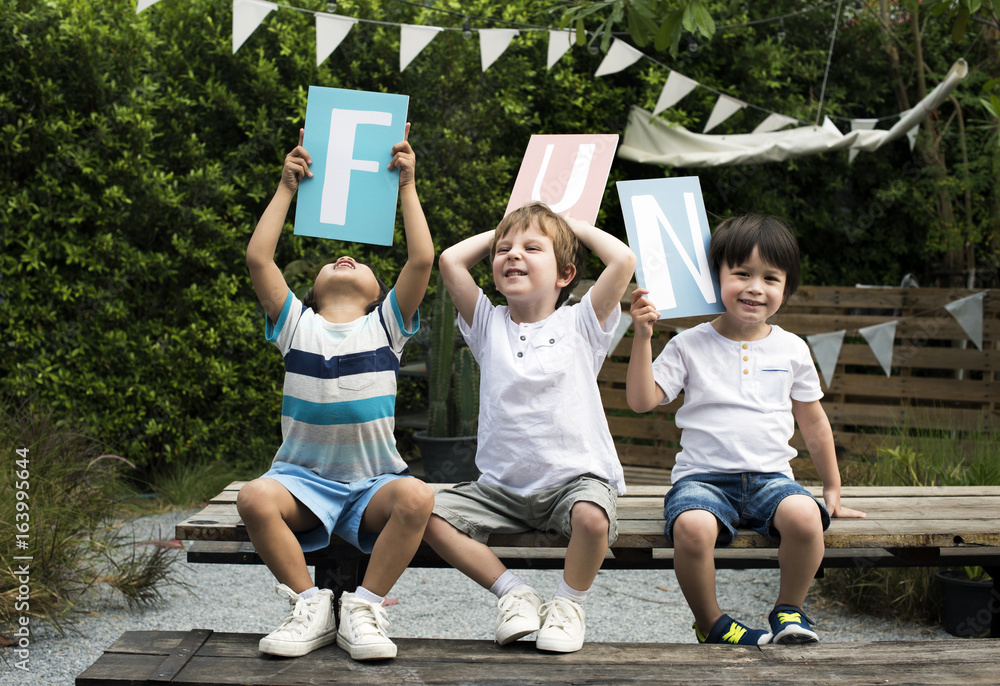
742, 343, 748, 350
743, 356, 748, 362
517, 352, 523, 358
549, 339, 555, 344
520, 335, 526, 341
743, 369, 749, 375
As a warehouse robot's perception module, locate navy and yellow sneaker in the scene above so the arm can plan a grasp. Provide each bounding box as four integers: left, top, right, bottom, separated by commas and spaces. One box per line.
694, 614, 771, 646
768, 605, 818, 644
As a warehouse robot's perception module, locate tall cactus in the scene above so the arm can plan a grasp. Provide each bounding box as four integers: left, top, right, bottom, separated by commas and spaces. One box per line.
425, 275, 479, 437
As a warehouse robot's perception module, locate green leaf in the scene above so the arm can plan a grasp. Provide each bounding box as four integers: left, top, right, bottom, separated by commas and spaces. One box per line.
692, 1, 716, 38
628, 9, 648, 47
951, 6, 970, 41
654, 12, 683, 53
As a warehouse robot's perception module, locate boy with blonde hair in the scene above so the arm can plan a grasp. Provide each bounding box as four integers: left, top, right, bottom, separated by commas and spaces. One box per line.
423, 202, 635, 653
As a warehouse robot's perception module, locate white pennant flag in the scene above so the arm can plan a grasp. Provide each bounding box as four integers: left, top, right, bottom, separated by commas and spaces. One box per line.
703, 94, 747, 133
479, 29, 519, 72
594, 38, 644, 77
906, 124, 919, 150
859, 321, 898, 377
805, 330, 846, 389
232, 0, 276, 54
752, 113, 798, 134
136, 0, 163, 12
315, 14, 357, 67
547, 29, 573, 70
848, 119, 878, 163
944, 292, 986, 350
400, 24, 442, 71
653, 71, 699, 115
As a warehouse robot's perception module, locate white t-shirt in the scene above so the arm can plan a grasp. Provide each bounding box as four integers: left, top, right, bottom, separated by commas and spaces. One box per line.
651, 322, 823, 483
460, 289, 626, 495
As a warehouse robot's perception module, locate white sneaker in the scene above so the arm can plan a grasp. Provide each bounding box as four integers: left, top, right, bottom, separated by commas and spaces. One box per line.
336, 592, 397, 660
258, 585, 337, 657
494, 586, 544, 645
536, 596, 586, 653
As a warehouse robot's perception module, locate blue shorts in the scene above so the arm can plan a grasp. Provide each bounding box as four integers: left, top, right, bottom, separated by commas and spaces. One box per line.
663, 472, 830, 547
260, 461, 411, 553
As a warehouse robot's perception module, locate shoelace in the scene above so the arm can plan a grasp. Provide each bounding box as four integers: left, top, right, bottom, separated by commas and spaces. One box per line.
497, 591, 538, 621
275, 598, 317, 638
721, 621, 747, 644
539, 599, 580, 633
347, 601, 391, 639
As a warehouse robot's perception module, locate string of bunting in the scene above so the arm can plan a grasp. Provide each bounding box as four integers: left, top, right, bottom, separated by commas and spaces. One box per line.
135, 0, 916, 149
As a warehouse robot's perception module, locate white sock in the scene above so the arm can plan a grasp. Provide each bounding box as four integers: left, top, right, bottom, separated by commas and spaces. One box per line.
490, 570, 526, 598
298, 586, 319, 600
554, 577, 588, 605
354, 586, 385, 604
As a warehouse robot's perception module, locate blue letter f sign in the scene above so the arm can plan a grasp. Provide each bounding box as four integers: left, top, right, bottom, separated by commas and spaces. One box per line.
295, 87, 409, 246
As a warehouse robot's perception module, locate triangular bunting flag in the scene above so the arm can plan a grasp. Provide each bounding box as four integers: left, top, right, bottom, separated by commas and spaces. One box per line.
594, 38, 644, 77
944, 292, 985, 350
479, 29, 519, 72
848, 119, 878, 163
703, 94, 747, 133
752, 113, 798, 134
547, 29, 573, 70
906, 124, 919, 151
805, 330, 846, 389
315, 13, 357, 67
232, 0, 277, 54
821, 116, 842, 136
136, 0, 162, 12
859, 321, 898, 377
400, 24, 442, 71
653, 71, 699, 115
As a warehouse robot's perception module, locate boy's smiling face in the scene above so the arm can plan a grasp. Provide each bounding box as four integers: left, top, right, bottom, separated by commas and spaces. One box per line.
717, 246, 786, 336
492, 223, 572, 310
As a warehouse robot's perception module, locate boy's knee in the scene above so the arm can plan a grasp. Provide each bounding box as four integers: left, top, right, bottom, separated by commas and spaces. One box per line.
393, 479, 435, 522
571, 501, 610, 539
672, 510, 718, 550
236, 478, 276, 520
774, 495, 823, 539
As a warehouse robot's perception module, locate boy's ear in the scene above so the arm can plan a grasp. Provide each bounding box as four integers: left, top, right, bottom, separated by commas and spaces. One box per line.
556, 262, 577, 288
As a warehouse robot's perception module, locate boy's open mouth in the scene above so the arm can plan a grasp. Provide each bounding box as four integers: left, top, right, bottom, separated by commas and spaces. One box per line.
504, 269, 527, 277
739, 298, 764, 307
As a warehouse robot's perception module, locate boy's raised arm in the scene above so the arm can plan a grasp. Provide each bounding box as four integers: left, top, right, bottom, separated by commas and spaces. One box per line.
388, 123, 434, 327
564, 217, 636, 327
439, 230, 494, 327
247, 129, 312, 325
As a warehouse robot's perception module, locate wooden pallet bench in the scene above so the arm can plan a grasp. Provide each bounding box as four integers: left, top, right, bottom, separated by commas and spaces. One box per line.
76, 630, 1000, 685
174, 482, 1000, 640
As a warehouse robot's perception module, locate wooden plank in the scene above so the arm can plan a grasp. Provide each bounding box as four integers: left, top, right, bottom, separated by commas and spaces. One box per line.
77, 633, 1000, 686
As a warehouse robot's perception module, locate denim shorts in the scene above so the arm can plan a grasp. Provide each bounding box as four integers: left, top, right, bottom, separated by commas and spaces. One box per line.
260, 461, 411, 554
663, 472, 830, 547
433, 476, 619, 546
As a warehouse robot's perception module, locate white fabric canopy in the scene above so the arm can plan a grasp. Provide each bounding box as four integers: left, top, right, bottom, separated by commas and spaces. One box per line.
619, 59, 967, 167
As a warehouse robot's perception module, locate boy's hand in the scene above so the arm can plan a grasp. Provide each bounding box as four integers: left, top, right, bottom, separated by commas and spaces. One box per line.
389, 122, 415, 188
630, 288, 659, 339
281, 128, 312, 194
824, 488, 867, 519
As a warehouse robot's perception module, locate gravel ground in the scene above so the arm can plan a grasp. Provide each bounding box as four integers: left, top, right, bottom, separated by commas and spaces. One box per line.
2, 509, 950, 686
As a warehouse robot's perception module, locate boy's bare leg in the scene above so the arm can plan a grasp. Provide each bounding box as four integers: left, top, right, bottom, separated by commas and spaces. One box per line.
237, 478, 321, 592
671, 509, 724, 632
358, 478, 435, 596
773, 495, 825, 609
563, 502, 610, 591
423, 514, 509, 589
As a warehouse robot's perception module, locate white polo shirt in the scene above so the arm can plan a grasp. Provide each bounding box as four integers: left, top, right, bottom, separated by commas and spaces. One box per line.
651, 322, 823, 483
460, 289, 626, 495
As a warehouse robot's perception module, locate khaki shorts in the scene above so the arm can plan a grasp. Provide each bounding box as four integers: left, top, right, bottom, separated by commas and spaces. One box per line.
432, 476, 618, 546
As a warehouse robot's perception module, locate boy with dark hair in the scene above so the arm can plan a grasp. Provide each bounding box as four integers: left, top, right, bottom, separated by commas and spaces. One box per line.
626, 213, 866, 646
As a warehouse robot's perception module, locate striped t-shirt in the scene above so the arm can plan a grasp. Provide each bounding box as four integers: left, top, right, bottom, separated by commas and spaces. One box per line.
265, 288, 417, 482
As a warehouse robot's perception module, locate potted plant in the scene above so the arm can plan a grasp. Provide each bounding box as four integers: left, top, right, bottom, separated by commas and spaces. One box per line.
412, 277, 480, 483
935, 566, 996, 638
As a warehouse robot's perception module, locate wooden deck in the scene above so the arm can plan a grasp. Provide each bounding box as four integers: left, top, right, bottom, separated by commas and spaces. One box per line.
76, 630, 1000, 685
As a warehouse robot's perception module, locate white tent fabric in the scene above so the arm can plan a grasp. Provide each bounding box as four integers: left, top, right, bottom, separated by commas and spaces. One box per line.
619, 59, 967, 167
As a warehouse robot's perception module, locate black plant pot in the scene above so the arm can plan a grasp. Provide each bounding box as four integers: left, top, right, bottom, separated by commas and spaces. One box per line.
936, 570, 996, 638
412, 431, 479, 483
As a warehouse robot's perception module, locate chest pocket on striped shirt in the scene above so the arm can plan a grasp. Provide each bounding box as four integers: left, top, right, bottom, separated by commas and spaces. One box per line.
338, 351, 378, 391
